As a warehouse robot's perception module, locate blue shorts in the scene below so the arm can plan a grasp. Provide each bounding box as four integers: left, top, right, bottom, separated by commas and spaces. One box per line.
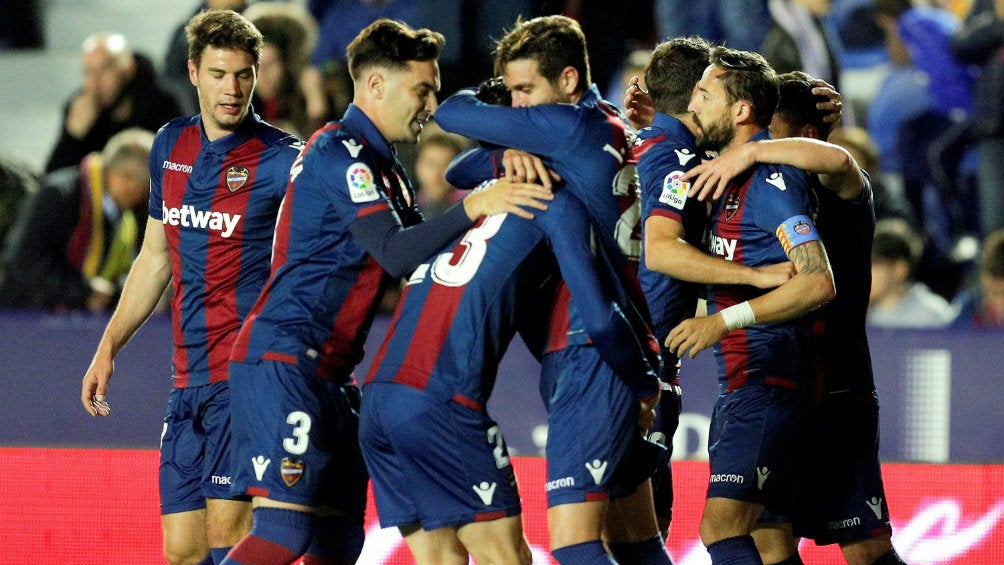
540, 345, 655, 508
358, 382, 521, 531
789, 391, 892, 545
159, 381, 246, 515
228, 359, 367, 517
706, 384, 814, 505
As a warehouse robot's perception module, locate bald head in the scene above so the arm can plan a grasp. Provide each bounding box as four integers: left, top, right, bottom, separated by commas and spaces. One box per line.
81, 33, 135, 109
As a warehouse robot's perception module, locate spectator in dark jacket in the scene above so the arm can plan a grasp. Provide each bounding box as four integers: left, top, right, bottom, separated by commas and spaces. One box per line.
951, 0, 1004, 236
45, 32, 180, 173
2, 128, 154, 311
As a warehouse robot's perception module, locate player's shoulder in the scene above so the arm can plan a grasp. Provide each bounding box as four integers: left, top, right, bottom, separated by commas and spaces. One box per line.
152, 114, 200, 147
635, 130, 699, 172
255, 121, 305, 154
304, 123, 379, 167
751, 161, 810, 193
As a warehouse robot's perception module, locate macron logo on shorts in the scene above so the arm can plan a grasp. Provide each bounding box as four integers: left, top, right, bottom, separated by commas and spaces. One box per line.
252, 456, 271, 481
162, 203, 242, 238
473, 481, 497, 505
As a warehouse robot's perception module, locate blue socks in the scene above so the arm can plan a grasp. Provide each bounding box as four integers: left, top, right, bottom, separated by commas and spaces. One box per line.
552, 540, 618, 564
707, 535, 764, 565
219, 507, 313, 565
608, 535, 674, 564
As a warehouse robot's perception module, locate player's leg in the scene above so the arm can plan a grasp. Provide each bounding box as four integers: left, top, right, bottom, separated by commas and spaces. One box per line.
300, 383, 369, 565
220, 360, 336, 564
360, 382, 524, 565
205, 498, 253, 562
399, 524, 470, 565
540, 346, 651, 564
840, 538, 905, 565
751, 523, 801, 564
457, 515, 533, 565
606, 479, 674, 565
647, 378, 682, 539
699, 385, 813, 564
200, 382, 252, 562
161, 388, 212, 565
163, 509, 210, 565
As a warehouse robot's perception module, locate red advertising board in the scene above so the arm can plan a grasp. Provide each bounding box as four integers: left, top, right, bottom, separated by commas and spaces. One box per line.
2, 448, 1002, 564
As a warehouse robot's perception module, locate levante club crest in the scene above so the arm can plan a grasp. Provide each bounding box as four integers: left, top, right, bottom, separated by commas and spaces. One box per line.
226, 166, 249, 192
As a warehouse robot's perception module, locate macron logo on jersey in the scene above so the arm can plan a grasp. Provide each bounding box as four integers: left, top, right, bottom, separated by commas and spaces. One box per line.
162, 160, 193, 174
162, 203, 242, 238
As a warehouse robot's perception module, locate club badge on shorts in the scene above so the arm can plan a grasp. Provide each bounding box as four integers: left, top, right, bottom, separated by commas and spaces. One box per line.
280, 457, 305, 487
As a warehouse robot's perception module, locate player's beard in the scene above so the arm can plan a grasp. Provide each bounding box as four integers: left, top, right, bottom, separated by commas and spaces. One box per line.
694, 114, 735, 154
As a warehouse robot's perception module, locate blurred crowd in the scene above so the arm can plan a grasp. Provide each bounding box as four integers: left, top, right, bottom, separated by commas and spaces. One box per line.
0, 0, 1001, 329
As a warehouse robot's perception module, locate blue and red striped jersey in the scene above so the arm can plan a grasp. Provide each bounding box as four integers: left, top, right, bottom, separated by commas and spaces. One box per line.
635, 113, 706, 359
436, 85, 649, 357
231, 105, 424, 382
149, 112, 301, 388
704, 130, 820, 392
363, 184, 661, 408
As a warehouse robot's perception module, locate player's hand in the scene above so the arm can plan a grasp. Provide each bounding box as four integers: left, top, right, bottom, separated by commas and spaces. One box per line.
666, 315, 728, 359
81, 353, 114, 416
810, 78, 843, 125
637, 389, 660, 433
463, 178, 553, 220
502, 149, 560, 190
749, 261, 796, 289
623, 76, 655, 130
683, 142, 757, 201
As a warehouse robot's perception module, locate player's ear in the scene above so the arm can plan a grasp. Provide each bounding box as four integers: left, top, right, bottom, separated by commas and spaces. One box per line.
733, 100, 752, 125
802, 123, 819, 140
559, 66, 578, 97
187, 59, 198, 87
366, 71, 385, 100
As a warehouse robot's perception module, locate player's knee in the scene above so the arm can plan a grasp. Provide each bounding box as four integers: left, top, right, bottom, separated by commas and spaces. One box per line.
163, 544, 209, 565
205, 500, 253, 546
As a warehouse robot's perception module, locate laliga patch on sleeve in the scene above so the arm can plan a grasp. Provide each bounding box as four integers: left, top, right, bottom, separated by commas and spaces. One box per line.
658, 170, 689, 210
346, 162, 379, 203
775, 214, 819, 254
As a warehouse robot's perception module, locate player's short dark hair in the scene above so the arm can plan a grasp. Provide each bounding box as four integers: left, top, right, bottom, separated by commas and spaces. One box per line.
645, 36, 711, 116
494, 15, 591, 93
981, 228, 1004, 279
186, 8, 264, 69
709, 46, 778, 129
776, 71, 832, 140
873, 218, 923, 270
346, 19, 445, 81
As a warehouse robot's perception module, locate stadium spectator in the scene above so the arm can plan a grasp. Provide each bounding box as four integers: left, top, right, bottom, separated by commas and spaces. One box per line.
868, 218, 955, 328
951, 227, 1004, 328
0, 154, 39, 249
868, 0, 976, 242
223, 18, 552, 565
162, 0, 249, 115
243, 2, 318, 139
80, 10, 303, 565
0, 128, 153, 312
760, 0, 843, 91
827, 126, 917, 226
46, 32, 181, 174
951, 0, 1004, 237
654, 0, 772, 52
414, 128, 467, 218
